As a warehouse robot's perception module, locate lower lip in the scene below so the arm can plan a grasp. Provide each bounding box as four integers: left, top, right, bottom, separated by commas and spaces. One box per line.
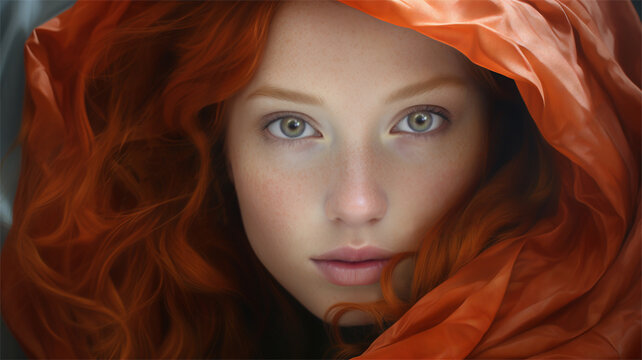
312, 259, 390, 286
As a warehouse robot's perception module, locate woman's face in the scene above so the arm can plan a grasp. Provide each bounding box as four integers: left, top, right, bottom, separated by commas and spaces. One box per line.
226, 1, 488, 325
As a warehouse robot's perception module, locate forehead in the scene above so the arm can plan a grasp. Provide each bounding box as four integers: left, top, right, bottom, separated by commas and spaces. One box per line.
247, 1, 473, 94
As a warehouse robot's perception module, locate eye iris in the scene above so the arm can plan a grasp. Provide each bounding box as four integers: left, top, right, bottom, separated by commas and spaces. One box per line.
280, 117, 305, 137
408, 111, 432, 132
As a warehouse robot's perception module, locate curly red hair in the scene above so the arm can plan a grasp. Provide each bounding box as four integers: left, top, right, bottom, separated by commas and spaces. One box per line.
3, 2, 286, 358
1, 1, 559, 358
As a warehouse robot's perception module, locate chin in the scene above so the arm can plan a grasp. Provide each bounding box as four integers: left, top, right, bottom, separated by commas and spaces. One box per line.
335, 310, 378, 326
313, 297, 382, 326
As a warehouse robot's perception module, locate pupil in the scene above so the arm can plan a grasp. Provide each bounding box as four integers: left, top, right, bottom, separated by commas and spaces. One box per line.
287, 119, 299, 130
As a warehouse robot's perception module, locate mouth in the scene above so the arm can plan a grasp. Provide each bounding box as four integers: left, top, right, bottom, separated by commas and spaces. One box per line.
311, 246, 393, 286
312, 259, 390, 286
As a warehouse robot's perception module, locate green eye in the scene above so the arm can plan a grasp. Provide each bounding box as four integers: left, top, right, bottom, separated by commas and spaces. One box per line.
280, 117, 305, 138
266, 115, 318, 139
407, 111, 432, 132
394, 108, 447, 134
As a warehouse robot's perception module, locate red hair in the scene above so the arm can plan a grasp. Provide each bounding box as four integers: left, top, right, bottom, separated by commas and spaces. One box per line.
2, 1, 559, 358
3, 2, 289, 358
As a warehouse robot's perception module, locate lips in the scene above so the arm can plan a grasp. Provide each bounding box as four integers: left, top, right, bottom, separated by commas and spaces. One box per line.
311, 246, 393, 286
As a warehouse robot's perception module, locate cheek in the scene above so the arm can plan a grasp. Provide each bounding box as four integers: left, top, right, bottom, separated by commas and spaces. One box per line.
386, 127, 487, 295
230, 154, 319, 265
390, 128, 487, 240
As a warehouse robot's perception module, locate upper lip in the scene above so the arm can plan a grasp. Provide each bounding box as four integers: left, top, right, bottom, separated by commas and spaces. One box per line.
311, 245, 393, 262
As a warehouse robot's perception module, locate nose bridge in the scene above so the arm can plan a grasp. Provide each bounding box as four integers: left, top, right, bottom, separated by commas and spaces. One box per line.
340, 143, 376, 188
325, 141, 388, 226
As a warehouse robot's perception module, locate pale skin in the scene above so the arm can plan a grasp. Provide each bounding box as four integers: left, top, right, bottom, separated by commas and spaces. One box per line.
226, 1, 488, 325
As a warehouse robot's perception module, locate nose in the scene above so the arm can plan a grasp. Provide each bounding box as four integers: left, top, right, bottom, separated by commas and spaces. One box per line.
325, 146, 388, 226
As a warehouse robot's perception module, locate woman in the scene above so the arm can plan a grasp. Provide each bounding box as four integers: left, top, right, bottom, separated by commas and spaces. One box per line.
1, 0, 639, 358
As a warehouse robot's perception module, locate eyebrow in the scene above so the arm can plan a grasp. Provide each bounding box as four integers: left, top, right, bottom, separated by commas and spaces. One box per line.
246, 86, 324, 105
245, 76, 468, 106
385, 76, 468, 103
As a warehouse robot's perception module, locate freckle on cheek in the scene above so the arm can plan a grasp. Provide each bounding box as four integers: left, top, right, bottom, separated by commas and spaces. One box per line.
239, 172, 293, 234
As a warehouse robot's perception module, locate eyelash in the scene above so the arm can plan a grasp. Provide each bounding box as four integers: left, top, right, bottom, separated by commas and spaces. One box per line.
262, 105, 450, 141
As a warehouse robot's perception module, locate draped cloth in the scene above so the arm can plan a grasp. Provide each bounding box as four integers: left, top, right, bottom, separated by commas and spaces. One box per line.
2, 0, 640, 358
336, 1, 641, 358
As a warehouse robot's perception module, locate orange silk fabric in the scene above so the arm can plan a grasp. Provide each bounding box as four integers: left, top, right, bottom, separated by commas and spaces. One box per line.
337, 0, 641, 358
